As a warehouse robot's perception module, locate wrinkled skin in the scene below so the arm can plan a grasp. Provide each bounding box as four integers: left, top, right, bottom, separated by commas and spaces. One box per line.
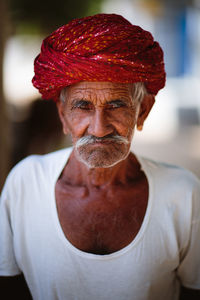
55, 81, 154, 254
58, 81, 143, 169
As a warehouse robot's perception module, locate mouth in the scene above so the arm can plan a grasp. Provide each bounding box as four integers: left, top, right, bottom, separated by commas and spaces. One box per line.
87, 142, 112, 148
89, 139, 115, 145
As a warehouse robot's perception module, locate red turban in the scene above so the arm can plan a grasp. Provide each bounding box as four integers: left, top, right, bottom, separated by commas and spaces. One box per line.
32, 13, 166, 101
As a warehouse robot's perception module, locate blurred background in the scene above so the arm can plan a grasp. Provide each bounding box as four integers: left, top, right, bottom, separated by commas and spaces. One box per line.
0, 0, 200, 190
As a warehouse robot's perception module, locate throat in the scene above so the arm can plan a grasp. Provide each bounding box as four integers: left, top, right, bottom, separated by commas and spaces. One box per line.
63, 150, 133, 188
86, 166, 125, 187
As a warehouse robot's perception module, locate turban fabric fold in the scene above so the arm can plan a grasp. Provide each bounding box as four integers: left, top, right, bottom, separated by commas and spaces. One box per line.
32, 13, 166, 101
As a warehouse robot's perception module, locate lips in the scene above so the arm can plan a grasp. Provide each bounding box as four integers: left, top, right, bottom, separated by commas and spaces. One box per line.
91, 138, 116, 144
86, 139, 124, 147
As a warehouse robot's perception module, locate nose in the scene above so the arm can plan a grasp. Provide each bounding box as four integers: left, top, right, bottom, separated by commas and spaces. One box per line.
88, 109, 113, 138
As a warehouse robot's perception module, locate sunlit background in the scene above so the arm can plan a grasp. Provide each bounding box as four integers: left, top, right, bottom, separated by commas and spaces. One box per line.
0, 0, 200, 189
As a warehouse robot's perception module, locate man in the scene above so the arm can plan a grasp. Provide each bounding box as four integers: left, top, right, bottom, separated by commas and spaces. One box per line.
0, 13, 200, 300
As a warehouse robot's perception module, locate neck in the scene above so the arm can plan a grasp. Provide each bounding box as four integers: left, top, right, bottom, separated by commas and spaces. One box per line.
83, 161, 127, 187
61, 149, 140, 188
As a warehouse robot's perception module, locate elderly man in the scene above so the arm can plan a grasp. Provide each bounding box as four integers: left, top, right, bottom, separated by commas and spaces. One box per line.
0, 13, 200, 300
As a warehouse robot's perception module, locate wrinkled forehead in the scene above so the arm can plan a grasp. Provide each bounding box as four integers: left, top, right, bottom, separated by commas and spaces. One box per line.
66, 81, 133, 102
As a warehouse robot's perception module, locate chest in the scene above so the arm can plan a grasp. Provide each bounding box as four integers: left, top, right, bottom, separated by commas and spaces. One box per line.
55, 180, 148, 255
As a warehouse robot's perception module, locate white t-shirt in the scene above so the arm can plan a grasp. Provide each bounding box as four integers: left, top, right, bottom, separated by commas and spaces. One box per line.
0, 147, 200, 300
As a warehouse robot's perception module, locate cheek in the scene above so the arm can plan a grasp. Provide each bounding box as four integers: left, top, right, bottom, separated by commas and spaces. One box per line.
109, 109, 137, 136
63, 111, 90, 137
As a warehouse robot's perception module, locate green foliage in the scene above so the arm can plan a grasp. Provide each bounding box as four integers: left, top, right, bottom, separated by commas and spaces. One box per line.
10, 0, 103, 34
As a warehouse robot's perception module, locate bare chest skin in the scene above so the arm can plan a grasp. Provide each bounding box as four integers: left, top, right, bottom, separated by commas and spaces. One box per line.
55, 156, 148, 255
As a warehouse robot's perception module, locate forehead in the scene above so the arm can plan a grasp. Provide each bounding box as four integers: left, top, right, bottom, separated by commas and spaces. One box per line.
66, 81, 133, 103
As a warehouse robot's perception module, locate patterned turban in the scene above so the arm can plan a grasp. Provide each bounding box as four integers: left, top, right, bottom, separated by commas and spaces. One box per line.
32, 13, 166, 101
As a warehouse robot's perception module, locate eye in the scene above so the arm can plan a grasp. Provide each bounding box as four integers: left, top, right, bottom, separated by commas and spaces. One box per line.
107, 100, 127, 109
72, 100, 93, 110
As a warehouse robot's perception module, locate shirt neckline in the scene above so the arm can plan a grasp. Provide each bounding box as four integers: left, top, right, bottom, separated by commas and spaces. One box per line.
50, 147, 154, 260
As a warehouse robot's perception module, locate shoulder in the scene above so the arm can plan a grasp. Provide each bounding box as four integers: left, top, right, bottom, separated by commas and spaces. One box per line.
139, 156, 200, 217
1, 147, 72, 197
139, 156, 200, 191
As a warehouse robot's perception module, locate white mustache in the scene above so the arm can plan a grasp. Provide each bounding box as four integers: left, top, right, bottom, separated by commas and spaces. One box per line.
75, 135, 129, 148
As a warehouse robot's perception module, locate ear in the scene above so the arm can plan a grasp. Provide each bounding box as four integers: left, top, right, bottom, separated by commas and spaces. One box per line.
136, 94, 155, 131
56, 101, 69, 135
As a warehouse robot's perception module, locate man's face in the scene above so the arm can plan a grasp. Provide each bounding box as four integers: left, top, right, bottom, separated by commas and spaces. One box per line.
57, 81, 141, 168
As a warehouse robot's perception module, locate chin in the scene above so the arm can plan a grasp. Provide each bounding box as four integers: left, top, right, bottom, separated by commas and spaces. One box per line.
75, 144, 131, 169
